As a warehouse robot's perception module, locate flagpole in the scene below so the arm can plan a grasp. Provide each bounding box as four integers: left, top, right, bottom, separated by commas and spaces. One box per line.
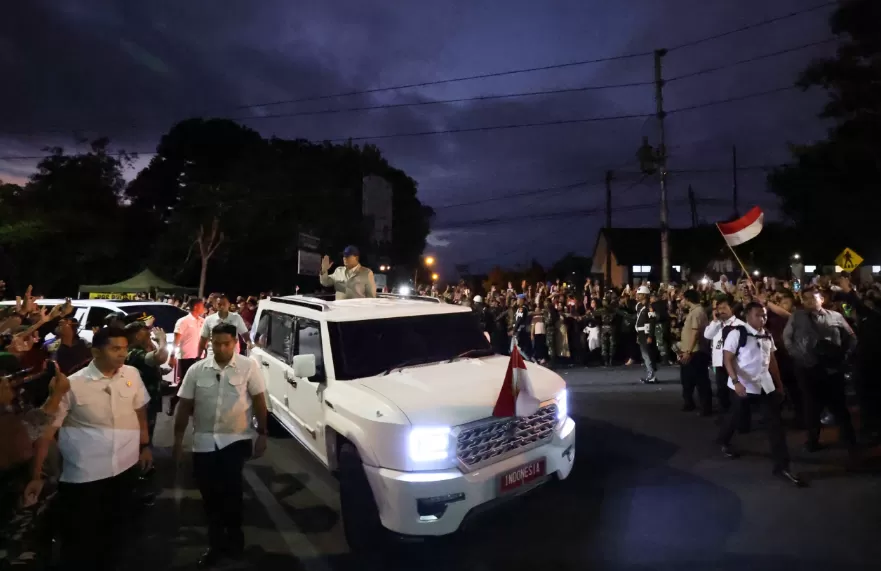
715, 223, 754, 286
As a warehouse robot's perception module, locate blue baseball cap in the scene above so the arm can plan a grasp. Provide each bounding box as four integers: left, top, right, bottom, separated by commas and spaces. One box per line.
342, 245, 360, 257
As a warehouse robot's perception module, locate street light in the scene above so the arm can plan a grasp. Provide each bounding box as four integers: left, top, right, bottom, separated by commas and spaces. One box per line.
431, 273, 439, 281
752, 270, 761, 277
415, 255, 436, 285
793, 253, 800, 260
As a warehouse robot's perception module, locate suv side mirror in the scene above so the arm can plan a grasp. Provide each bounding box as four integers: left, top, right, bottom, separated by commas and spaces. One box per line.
292, 354, 317, 379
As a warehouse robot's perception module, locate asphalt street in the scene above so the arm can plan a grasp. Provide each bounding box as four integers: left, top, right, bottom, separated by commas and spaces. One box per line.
126, 365, 881, 571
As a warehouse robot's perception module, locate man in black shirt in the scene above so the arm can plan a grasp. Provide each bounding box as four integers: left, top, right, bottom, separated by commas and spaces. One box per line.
54, 318, 91, 376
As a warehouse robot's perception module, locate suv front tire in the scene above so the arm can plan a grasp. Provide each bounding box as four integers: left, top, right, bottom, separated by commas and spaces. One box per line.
338, 441, 387, 552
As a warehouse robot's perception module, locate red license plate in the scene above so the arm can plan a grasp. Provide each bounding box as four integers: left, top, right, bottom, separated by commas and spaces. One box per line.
499, 458, 546, 493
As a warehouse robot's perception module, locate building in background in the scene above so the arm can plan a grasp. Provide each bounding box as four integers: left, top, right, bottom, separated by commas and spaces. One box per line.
362, 175, 393, 247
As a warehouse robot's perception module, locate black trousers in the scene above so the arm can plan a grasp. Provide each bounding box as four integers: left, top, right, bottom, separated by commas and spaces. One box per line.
777, 353, 803, 425
714, 369, 752, 430
714, 366, 731, 412
168, 358, 198, 414
681, 352, 712, 413
193, 439, 253, 552
58, 465, 139, 571
718, 390, 791, 472
796, 365, 856, 448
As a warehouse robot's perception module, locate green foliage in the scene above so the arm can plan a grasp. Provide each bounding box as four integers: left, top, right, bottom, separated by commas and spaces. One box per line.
0, 121, 432, 296
768, 0, 881, 256
127, 120, 432, 294
0, 140, 135, 294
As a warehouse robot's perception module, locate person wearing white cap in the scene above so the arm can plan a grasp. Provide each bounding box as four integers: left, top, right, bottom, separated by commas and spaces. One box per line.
635, 285, 658, 383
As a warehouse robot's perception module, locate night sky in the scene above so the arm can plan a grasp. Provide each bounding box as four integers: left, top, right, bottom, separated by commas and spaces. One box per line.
0, 1, 836, 278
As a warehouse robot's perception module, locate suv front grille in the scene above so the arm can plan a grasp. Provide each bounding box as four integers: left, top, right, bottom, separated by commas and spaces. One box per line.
456, 404, 558, 471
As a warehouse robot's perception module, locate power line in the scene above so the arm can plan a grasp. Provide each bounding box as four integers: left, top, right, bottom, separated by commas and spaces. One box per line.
431, 180, 592, 210
7, 33, 825, 139
436, 195, 780, 231
667, 38, 838, 83
435, 201, 674, 230
235, 2, 834, 110
0, 84, 809, 161
0, 3, 836, 142
667, 1, 837, 52
232, 81, 653, 122
667, 85, 798, 115
0, 112, 655, 160
2, 81, 655, 137
233, 52, 656, 111
430, 158, 643, 210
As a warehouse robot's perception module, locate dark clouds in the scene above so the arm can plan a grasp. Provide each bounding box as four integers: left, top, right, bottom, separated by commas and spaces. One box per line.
0, 0, 836, 277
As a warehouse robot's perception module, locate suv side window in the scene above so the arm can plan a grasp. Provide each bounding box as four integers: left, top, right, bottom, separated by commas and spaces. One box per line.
259, 310, 294, 364
84, 307, 117, 330
294, 318, 325, 380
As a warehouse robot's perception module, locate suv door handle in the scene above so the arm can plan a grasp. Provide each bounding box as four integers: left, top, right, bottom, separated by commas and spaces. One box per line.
261, 360, 270, 367
285, 372, 297, 388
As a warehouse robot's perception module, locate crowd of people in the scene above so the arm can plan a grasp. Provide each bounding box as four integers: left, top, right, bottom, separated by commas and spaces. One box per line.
0, 288, 265, 569
2, 250, 880, 566
426, 271, 881, 477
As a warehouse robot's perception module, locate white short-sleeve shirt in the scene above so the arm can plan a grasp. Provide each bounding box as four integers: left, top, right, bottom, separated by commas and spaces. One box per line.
200, 311, 249, 357
174, 313, 205, 360
54, 362, 149, 483
724, 324, 776, 395
705, 316, 746, 368
176, 353, 265, 453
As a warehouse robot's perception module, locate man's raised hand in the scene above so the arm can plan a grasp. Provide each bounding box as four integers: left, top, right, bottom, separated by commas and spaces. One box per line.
321, 255, 334, 273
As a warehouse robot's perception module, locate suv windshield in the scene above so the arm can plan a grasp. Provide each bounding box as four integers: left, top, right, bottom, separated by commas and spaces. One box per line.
121, 304, 187, 332
328, 312, 492, 380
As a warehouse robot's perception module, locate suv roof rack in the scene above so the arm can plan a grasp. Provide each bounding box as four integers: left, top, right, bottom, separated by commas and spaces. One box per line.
376, 293, 441, 304
269, 296, 331, 312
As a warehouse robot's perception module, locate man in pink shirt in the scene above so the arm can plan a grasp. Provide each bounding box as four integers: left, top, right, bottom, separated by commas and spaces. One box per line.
167, 299, 205, 416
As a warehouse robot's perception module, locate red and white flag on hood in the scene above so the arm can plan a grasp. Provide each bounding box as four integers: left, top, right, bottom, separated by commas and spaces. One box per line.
492, 346, 541, 418
717, 206, 764, 247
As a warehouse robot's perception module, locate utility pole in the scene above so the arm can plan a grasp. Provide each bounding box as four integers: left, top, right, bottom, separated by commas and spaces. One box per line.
687, 185, 697, 228
653, 49, 671, 285
731, 145, 739, 218
605, 170, 614, 290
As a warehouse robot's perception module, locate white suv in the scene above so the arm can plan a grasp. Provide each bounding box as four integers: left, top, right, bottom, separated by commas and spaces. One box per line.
250, 294, 576, 550
0, 299, 184, 383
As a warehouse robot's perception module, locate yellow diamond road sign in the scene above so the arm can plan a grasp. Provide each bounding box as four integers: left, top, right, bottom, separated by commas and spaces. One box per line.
835, 247, 863, 272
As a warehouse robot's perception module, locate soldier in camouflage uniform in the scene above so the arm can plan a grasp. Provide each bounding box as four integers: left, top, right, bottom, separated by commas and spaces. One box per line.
542, 300, 557, 367
597, 296, 620, 366
650, 293, 671, 365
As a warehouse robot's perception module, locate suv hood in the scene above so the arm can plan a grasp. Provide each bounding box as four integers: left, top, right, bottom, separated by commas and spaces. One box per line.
355, 355, 565, 427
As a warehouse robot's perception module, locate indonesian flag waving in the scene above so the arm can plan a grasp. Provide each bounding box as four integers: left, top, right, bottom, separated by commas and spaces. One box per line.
492, 346, 541, 418
717, 206, 764, 247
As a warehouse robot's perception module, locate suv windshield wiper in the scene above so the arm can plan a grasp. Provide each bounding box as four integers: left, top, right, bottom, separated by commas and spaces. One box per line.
382, 358, 434, 376
448, 348, 495, 363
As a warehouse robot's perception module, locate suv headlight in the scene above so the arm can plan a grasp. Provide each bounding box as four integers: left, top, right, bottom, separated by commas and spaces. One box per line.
556, 389, 568, 422
408, 427, 452, 462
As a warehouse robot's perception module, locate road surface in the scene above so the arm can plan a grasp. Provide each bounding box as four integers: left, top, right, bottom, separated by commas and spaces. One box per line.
125, 365, 880, 570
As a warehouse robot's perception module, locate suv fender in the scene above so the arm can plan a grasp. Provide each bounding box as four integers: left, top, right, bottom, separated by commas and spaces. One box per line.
324, 409, 381, 469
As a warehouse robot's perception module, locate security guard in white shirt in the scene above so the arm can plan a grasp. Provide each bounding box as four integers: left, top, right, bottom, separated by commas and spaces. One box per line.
23, 326, 153, 570
716, 302, 805, 487
198, 294, 250, 359
704, 294, 745, 413
173, 322, 268, 567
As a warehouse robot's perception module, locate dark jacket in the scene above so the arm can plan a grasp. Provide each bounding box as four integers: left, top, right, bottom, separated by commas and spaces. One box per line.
783, 308, 854, 369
